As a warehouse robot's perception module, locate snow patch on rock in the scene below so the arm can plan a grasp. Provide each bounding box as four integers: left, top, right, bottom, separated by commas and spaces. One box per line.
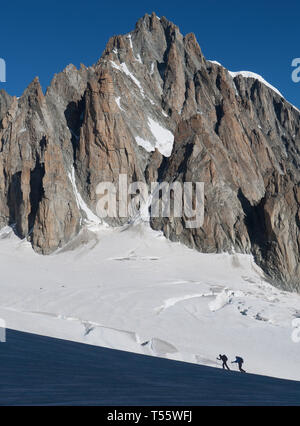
68, 167, 101, 225
110, 61, 145, 97
150, 62, 155, 75
135, 136, 155, 153
127, 34, 133, 49
135, 117, 174, 157
115, 96, 125, 112
148, 118, 174, 157
136, 54, 143, 64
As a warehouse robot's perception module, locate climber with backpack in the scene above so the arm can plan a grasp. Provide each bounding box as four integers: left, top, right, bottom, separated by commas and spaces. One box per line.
217, 354, 230, 370
231, 356, 246, 372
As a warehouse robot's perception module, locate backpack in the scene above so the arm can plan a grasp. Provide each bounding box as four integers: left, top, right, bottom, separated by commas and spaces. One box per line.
222, 355, 228, 362
236, 357, 243, 363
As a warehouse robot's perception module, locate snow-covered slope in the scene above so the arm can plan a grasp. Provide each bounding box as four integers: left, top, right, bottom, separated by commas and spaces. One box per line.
2, 328, 300, 406
1, 222, 300, 382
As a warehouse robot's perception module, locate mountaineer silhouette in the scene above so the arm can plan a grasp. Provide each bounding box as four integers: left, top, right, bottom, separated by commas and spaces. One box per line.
217, 354, 230, 370
232, 356, 246, 373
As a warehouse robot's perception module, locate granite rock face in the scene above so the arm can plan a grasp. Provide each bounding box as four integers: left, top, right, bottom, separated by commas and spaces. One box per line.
0, 12, 299, 289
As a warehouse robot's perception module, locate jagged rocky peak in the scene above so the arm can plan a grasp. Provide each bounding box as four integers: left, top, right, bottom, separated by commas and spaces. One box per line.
0, 13, 300, 290
0, 89, 14, 121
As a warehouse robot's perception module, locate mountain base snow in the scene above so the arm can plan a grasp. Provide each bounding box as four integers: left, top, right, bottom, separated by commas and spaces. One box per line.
0, 223, 300, 381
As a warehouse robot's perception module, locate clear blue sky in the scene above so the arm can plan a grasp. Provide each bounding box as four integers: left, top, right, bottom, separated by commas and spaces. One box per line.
0, 0, 299, 108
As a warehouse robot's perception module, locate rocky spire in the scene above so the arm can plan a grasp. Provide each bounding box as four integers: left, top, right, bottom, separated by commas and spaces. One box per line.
0, 14, 299, 289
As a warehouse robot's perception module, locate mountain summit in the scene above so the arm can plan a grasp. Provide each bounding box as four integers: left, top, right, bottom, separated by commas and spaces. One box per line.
0, 12, 299, 289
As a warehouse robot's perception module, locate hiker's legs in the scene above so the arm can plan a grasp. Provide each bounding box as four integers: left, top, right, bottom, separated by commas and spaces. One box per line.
224, 362, 230, 370
238, 363, 245, 372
